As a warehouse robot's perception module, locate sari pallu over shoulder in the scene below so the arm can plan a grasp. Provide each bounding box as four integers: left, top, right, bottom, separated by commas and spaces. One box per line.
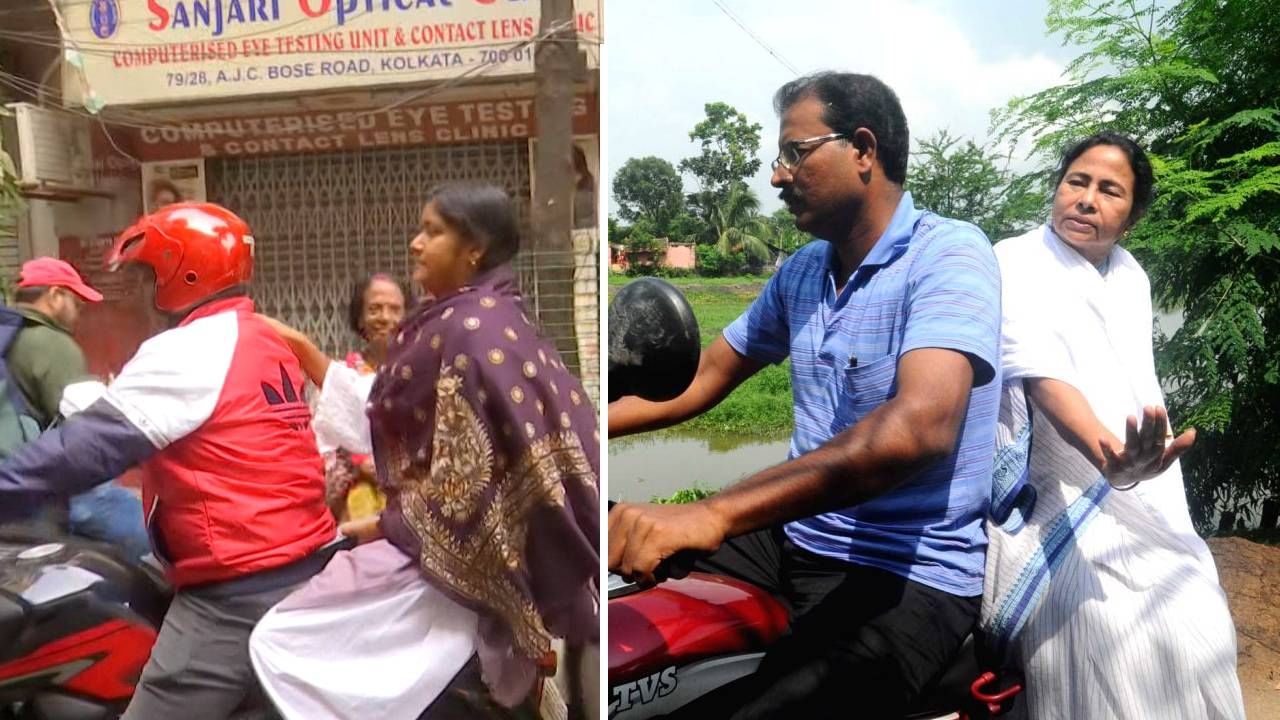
368, 264, 600, 706
980, 380, 1112, 657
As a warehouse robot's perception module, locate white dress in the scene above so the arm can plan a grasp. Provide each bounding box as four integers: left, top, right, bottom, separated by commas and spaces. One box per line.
249, 540, 480, 720
252, 364, 481, 719
985, 225, 1245, 719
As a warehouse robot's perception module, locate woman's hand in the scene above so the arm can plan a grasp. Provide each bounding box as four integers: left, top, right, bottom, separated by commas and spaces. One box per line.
338, 513, 384, 545
1100, 405, 1196, 489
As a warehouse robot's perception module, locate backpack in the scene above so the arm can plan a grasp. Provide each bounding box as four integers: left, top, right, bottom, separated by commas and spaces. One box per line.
0, 305, 42, 459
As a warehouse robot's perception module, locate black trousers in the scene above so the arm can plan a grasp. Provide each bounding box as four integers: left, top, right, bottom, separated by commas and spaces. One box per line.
668, 525, 979, 720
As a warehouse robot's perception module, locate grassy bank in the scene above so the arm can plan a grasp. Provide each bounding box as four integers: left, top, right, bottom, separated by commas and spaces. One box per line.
607, 274, 771, 288
609, 275, 793, 437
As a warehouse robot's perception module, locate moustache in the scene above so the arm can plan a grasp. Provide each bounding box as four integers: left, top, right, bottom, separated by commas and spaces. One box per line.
780, 190, 804, 206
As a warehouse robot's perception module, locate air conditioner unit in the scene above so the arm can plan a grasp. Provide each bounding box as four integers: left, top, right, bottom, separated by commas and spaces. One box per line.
3, 102, 99, 198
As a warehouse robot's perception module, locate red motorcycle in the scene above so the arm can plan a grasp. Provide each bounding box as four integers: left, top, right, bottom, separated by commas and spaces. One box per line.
606, 278, 1025, 720
0, 529, 167, 720
0, 526, 352, 720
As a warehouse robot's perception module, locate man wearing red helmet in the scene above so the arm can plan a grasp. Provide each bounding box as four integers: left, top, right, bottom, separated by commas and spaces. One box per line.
0, 203, 337, 719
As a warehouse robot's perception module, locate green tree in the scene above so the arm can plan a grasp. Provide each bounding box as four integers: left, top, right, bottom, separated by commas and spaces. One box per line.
611, 156, 686, 234
695, 245, 746, 277
1002, 0, 1280, 532
667, 211, 707, 244
908, 129, 1047, 242
624, 218, 662, 253
680, 102, 763, 218
704, 182, 772, 268
768, 208, 810, 254
607, 215, 627, 243
620, 218, 663, 276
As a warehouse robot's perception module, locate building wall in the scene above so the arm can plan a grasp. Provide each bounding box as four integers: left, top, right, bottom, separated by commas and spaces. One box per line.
4, 10, 603, 394
664, 243, 696, 270
574, 228, 600, 405
608, 242, 698, 273
0, 228, 17, 297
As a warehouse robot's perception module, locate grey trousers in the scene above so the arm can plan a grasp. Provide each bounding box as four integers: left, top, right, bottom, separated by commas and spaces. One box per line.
122, 581, 302, 720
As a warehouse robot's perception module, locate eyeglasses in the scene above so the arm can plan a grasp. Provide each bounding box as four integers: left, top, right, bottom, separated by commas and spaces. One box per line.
771, 132, 847, 172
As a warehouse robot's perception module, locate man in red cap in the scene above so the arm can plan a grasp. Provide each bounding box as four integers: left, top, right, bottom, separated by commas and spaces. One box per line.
6, 256, 103, 428
2, 257, 151, 560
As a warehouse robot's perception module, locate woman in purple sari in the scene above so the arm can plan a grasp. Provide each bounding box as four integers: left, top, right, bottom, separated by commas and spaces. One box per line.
251, 184, 600, 719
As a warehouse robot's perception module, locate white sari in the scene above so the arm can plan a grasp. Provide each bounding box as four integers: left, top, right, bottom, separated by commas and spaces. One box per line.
982, 225, 1244, 719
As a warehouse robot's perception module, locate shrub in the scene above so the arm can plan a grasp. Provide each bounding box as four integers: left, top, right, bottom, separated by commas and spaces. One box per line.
651, 486, 717, 504
696, 245, 750, 277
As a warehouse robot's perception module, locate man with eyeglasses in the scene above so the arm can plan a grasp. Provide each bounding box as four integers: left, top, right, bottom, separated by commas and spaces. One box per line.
2, 258, 148, 559
609, 72, 1002, 717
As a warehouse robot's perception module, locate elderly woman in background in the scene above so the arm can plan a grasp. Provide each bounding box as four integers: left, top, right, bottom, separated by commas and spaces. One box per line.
311, 273, 409, 523
252, 183, 599, 719
982, 132, 1245, 719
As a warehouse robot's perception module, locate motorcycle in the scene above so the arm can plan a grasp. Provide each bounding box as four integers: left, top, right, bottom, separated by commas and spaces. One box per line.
0, 528, 167, 720
0, 524, 355, 720
605, 278, 1025, 720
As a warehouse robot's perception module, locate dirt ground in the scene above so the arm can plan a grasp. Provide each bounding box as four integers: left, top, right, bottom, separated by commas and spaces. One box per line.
1207, 537, 1280, 718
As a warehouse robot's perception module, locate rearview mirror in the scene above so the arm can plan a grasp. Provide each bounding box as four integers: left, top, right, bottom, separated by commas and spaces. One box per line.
607, 278, 700, 403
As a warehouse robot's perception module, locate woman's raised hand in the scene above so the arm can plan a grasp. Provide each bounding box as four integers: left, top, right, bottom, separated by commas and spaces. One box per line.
1100, 406, 1196, 489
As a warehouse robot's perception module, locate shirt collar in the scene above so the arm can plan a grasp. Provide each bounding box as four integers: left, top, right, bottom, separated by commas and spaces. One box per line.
14, 305, 71, 335
825, 191, 922, 283
179, 296, 255, 327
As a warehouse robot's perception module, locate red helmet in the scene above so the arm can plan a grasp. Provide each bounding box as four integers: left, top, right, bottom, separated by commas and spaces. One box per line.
107, 202, 255, 314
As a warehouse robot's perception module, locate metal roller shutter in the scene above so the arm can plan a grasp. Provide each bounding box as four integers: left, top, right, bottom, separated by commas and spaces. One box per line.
205, 143, 585, 369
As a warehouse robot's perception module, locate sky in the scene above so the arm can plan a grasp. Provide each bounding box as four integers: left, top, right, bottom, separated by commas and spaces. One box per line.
606, 0, 1080, 215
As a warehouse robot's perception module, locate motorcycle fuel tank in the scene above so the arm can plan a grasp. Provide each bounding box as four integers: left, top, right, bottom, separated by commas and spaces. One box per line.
608, 571, 789, 683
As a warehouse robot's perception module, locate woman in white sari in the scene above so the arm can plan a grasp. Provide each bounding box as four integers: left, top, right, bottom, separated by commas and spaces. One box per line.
982, 132, 1245, 719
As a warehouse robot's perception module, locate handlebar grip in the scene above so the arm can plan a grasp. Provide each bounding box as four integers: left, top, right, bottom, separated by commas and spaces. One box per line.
607, 500, 709, 583
653, 549, 704, 582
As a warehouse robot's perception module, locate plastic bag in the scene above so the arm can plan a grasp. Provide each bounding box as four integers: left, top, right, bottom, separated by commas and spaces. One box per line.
312, 362, 375, 455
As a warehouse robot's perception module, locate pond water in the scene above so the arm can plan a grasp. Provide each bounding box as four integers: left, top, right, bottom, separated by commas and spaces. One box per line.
608, 433, 791, 503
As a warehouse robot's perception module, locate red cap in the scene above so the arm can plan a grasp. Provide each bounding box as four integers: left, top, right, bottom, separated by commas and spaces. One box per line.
17, 257, 104, 303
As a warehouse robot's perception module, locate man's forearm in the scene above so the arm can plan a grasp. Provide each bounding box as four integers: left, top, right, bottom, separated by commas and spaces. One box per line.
609, 335, 762, 438
706, 396, 958, 538
288, 334, 331, 388
0, 401, 157, 519
257, 315, 331, 386
608, 394, 705, 438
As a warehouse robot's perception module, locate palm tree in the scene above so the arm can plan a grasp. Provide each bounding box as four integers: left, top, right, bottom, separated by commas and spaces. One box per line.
702, 183, 772, 266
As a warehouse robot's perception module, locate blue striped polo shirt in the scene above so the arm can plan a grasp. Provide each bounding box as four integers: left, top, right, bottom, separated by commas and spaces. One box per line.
723, 193, 1000, 596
